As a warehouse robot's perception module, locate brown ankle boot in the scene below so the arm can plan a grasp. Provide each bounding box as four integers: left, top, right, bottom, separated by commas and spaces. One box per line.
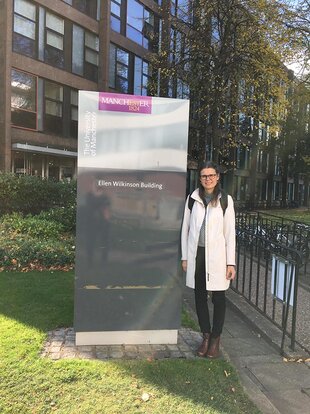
206, 335, 220, 358
197, 333, 211, 357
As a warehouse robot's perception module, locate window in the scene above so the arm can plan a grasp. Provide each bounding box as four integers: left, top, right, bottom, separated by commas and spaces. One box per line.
13, 1, 99, 80
126, 0, 155, 50
168, 77, 189, 99
13, 154, 27, 175
11, 69, 78, 138
239, 79, 246, 105
44, 81, 64, 135
62, 0, 99, 20
236, 146, 250, 170
11, 69, 37, 129
45, 12, 65, 68
85, 32, 99, 80
274, 155, 282, 175
110, 0, 122, 33
234, 176, 249, 201
70, 90, 78, 138
273, 181, 282, 201
109, 44, 130, 93
256, 179, 268, 202
171, 0, 192, 23
170, 27, 188, 69
109, 44, 153, 95
134, 58, 151, 96
72, 25, 99, 81
176, 79, 189, 99
299, 184, 304, 204
257, 149, 269, 173
239, 113, 253, 136
72, 25, 84, 75
287, 182, 294, 201
258, 122, 269, 141
13, 0, 37, 58
211, 16, 220, 43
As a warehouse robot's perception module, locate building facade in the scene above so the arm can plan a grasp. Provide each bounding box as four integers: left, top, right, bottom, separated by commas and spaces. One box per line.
0, 0, 309, 207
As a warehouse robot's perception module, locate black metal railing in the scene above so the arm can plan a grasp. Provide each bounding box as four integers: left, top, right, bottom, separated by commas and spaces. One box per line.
236, 211, 310, 267
233, 214, 304, 353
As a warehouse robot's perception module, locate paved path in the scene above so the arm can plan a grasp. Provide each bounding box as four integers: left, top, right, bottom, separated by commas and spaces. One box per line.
184, 286, 310, 414
233, 252, 310, 353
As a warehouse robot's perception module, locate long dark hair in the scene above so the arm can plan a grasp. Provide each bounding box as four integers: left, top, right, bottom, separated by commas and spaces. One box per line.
198, 161, 221, 207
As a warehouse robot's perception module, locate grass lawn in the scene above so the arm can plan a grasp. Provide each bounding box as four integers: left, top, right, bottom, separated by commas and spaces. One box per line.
258, 208, 310, 224
0, 271, 260, 414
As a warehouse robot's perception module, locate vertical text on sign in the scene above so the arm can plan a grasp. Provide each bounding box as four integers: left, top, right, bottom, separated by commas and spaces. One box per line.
83, 111, 96, 156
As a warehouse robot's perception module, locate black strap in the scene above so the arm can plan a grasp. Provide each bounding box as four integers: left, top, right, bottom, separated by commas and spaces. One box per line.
188, 190, 228, 215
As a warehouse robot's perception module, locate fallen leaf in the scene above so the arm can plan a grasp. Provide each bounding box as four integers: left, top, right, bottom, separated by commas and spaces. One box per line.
141, 392, 150, 402
231, 387, 236, 393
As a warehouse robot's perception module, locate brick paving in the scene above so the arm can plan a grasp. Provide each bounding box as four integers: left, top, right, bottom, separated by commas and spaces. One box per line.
41, 327, 203, 361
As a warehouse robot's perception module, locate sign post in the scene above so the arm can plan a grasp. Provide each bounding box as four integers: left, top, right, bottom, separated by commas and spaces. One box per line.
74, 92, 189, 345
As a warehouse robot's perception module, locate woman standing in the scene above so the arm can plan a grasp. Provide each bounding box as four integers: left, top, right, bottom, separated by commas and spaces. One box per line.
181, 161, 236, 358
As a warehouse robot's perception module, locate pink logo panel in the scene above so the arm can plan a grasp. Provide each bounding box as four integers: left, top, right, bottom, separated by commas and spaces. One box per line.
99, 92, 152, 114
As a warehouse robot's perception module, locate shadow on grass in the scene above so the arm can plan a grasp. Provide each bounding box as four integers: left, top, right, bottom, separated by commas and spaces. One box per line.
0, 271, 260, 413
0, 271, 74, 331
110, 358, 261, 414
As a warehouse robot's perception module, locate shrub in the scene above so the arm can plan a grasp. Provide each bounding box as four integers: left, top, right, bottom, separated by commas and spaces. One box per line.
0, 234, 75, 269
0, 212, 65, 239
37, 205, 76, 233
0, 173, 76, 216
0, 173, 77, 270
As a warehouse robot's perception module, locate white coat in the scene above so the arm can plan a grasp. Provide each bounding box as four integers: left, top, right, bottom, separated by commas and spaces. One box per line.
181, 188, 236, 291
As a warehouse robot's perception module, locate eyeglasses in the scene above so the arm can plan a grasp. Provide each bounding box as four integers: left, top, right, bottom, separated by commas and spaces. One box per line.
200, 174, 217, 180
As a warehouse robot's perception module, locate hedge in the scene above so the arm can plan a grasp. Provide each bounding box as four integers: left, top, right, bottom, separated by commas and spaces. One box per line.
0, 235, 75, 270
0, 173, 76, 216
0, 212, 75, 270
0, 174, 77, 270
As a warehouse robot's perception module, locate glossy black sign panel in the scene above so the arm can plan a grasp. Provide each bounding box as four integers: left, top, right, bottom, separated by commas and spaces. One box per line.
75, 169, 185, 331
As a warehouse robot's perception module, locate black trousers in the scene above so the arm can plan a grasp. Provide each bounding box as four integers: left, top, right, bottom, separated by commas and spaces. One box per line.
194, 246, 226, 336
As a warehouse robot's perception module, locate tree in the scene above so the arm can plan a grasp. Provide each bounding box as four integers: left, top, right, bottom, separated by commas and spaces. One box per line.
151, 0, 294, 161
282, 0, 310, 85
149, 0, 309, 204
153, 0, 306, 160
279, 80, 310, 207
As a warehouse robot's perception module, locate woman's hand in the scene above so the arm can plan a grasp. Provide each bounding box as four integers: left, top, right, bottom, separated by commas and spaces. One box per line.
226, 265, 236, 280
181, 260, 187, 272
